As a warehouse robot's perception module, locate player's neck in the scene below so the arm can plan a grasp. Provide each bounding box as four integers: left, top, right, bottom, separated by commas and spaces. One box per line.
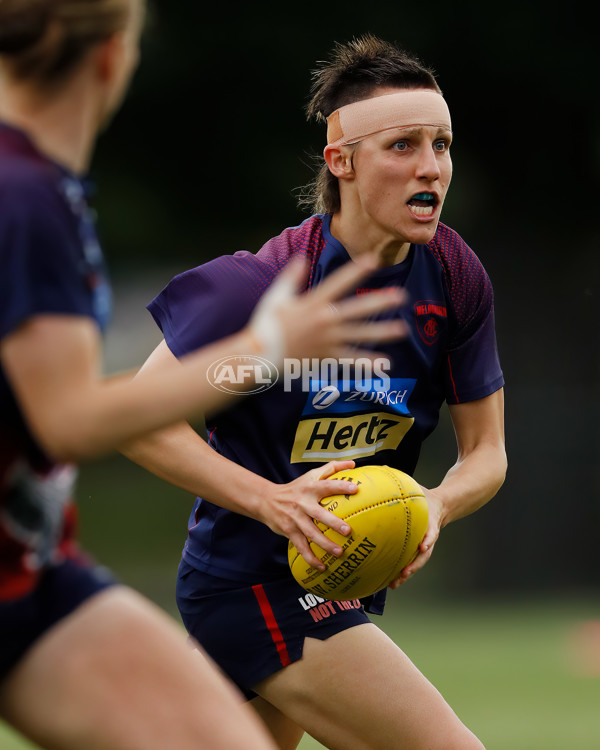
0, 74, 99, 174
329, 211, 411, 268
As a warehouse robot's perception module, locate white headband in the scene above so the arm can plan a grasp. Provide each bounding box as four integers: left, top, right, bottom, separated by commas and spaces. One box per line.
326, 90, 452, 146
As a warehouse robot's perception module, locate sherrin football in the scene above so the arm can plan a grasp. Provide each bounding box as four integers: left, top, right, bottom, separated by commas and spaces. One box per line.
288, 464, 428, 601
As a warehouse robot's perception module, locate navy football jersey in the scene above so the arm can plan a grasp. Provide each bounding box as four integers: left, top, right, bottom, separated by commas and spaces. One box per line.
148, 214, 503, 606
0, 123, 111, 599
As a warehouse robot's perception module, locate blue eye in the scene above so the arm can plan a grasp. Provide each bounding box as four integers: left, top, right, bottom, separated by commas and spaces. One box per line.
434, 139, 450, 151
393, 140, 408, 151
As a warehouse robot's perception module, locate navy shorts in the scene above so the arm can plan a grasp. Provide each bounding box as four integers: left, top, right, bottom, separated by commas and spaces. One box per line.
176, 560, 372, 699
0, 557, 116, 679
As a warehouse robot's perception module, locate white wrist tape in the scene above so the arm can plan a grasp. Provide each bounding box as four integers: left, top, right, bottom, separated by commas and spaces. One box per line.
249, 268, 297, 366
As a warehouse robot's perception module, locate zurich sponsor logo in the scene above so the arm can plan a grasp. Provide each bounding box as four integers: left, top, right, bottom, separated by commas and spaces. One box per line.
302, 378, 416, 417
311, 386, 341, 410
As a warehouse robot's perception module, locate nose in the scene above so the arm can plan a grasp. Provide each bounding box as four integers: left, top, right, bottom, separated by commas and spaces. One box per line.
415, 144, 441, 181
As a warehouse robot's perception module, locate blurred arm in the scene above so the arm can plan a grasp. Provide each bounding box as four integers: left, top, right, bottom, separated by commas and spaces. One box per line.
1, 315, 263, 463
1, 257, 406, 463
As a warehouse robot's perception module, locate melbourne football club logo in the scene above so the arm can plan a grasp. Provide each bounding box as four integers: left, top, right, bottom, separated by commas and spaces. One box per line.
413, 300, 447, 346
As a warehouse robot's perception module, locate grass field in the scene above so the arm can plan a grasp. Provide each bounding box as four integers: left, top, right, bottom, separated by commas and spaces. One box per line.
2, 595, 599, 750
2, 456, 599, 749
297, 596, 600, 750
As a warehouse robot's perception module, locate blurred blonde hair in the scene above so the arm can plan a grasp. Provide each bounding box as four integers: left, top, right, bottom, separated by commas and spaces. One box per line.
0, 0, 134, 83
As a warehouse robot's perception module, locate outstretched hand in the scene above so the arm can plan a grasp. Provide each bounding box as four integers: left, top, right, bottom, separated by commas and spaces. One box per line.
249, 255, 407, 364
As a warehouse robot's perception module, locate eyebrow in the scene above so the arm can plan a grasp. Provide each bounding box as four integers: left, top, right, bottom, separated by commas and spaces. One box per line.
389, 126, 453, 138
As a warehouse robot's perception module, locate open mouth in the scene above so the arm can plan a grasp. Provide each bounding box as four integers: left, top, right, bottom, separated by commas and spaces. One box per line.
407, 192, 437, 218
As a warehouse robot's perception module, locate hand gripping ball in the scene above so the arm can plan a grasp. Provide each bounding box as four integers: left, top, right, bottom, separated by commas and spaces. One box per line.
288, 464, 428, 601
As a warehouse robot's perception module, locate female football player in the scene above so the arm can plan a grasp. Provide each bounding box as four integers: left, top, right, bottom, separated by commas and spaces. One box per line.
125, 35, 507, 750
0, 4, 407, 748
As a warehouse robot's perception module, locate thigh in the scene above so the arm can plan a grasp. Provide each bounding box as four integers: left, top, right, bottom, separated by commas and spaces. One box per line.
250, 696, 305, 750
177, 565, 371, 700
0, 556, 116, 678
254, 623, 484, 750
0, 586, 276, 750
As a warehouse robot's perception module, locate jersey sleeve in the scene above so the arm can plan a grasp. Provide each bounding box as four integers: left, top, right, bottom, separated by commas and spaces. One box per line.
433, 226, 504, 404
147, 252, 273, 358
0, 178, 96, 340
147, 217, 325, 359
444, 303, 504, 403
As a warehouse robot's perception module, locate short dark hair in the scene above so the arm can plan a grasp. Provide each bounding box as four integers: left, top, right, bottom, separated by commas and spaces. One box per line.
300, 35, 440, 215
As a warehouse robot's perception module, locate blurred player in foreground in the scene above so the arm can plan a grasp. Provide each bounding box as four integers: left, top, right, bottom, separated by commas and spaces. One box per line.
125, 35, 507, 750
0, 3, 407, 749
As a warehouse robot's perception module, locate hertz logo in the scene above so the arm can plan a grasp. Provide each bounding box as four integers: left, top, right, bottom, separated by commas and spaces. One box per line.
291, 412, 414, 463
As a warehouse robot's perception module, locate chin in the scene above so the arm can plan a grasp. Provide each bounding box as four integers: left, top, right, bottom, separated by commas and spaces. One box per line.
404, 221, 439, 246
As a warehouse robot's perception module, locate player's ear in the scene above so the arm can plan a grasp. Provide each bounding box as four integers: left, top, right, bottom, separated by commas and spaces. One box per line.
323, 144, 355, 180
94, 32, 126, 84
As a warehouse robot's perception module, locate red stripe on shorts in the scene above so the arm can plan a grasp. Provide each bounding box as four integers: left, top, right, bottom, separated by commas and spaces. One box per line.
252, 584, 291, 667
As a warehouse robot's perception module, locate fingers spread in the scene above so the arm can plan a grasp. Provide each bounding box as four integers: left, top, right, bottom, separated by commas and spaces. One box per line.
270, 257, 310, 299
312, 505, 351, 538
292, 536, 326, 570
335, 287, 407, 320
315, 460, 355, 479
315, 478, 357, 499
307, 255, 378, 303
291, 521, 344, 567
339, 319, 408, 343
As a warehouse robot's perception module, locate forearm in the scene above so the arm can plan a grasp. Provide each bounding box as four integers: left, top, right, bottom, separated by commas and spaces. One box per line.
122, 423, 272, 521
428, 440, 507, 527
12, 325, 261, 462
390, 437, 506, 588
123, 426, 366, 569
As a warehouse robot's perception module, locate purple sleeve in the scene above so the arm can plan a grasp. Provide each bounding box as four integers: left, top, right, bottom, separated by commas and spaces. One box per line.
147, 221, 316, 358
433, 225, 504, 404
147, 252, 275, 358
444, 306, 504, 403
0, 179, 96, 340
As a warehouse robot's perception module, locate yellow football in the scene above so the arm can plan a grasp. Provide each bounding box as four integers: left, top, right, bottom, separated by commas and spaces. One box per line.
288, 464, 428, 601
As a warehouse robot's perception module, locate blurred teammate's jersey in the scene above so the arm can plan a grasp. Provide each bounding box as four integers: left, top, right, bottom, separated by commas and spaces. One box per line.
0, 123, 111, 600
